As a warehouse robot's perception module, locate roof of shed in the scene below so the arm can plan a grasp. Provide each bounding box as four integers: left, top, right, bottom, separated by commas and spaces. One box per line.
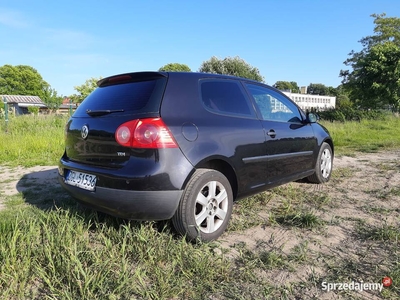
0, 95, 44, 104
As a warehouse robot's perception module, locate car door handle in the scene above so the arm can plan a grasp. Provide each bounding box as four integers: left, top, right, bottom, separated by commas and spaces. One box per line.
267, 130, 276, 138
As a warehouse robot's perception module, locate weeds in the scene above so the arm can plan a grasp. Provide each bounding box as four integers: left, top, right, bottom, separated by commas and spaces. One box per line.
320, 116, 400, 155
0, 204, 254, 299
365, 187, 400, 200
228, 192, 273, 232
274, 211, 324, 229
330, 167, 356, 184
358, 222, 400, 242
0, 114, 67, 167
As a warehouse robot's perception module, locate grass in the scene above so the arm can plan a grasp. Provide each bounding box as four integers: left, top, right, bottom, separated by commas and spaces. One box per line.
0, 114, 67, 167
0, 114, 399, 167
358, 221, 400, 242
1, 114, 400, 298
320, 115, 400, 155
229, 184, 329, 233
228, 192, 273, 232
0, 200, 263, 299
274, 212, 324, 229
365, 187, 400, 200
330, 167, 357, 184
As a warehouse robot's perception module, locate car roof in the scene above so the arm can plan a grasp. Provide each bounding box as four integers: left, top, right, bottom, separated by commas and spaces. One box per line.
163, 71, 262, 83
99, 71, 264, 86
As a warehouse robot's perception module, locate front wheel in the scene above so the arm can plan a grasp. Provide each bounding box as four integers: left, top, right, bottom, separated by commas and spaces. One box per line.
307, 142, 333, 183
172, 169, 233, 242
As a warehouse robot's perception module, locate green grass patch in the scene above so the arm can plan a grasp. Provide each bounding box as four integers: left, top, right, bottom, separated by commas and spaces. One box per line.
370, 161, 400, 172
358, 222, 400, 241
0, 114, 399, 167
384, 261, 400, 298
362, 206, 394, 215
233, 241, 290, 271
0, 203, 274, 299
330, 167, 357, 184
273, 211, 324, 229
320, 115, 400, 155
365, 187, 400, 200
0, 114, 67, 167
232, 240, 311, 274
267, 185, 329, 230
227, 185, 330, 232
228, 192, 273, 232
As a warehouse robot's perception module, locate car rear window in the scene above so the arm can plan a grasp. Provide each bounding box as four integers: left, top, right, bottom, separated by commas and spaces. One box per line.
73, 78, 167, 117
200, 80, 255, 118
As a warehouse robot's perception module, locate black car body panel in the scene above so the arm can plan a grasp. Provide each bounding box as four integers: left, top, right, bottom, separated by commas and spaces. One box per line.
59, 71, 333, 221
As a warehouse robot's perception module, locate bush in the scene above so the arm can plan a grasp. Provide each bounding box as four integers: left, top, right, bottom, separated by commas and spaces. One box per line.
317, 108, 389, 122
28, 106, 39, 115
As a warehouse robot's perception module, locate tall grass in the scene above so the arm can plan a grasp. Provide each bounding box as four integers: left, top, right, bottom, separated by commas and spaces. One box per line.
0, 204, 270, 299
0, 114, 67, 167
320, 115, 400, 155
1, 113, 399, 167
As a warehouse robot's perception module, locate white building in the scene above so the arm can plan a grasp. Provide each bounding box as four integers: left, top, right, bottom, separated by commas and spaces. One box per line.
282, 91, 336, 111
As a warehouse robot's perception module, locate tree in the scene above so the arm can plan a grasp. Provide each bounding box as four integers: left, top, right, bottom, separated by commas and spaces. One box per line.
199, 56, 264, 82
340, 14, 400, 112
0, 65, 49, 98
273, 81, 299, 93
159, 63, 191, 72
359, 13, 400, 48
307, 83, 330, 95
335, 85, 352, 109
42, 86, 63, 112
70, 77, 101, 104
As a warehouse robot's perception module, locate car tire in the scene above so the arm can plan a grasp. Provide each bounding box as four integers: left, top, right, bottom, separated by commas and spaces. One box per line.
307, 142, 333, 183
172, 169, 233, 242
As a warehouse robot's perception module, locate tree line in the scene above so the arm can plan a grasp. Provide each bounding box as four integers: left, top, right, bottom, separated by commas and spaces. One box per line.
0, 13, 399, 113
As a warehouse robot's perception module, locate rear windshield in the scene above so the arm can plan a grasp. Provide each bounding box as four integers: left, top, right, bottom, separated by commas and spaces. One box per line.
73, 78, 167, 117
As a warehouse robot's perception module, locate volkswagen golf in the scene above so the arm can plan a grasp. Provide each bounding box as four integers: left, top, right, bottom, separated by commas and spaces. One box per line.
59, 71, 333, 241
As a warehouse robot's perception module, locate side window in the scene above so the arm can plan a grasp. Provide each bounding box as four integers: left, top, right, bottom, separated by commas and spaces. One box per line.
200, 80, 254, 117
245, 83, 302, 123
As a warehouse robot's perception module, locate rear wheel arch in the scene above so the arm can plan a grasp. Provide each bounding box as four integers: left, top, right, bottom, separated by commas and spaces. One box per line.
180, 158, 238, 200
195, 159, 238, 199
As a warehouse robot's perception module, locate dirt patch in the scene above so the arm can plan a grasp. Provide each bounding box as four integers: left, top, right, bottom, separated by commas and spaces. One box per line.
220, 150, 400, 299
0, 166, 59, 210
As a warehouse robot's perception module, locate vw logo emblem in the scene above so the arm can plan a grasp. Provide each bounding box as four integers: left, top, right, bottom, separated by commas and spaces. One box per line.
81, 125, 89, 139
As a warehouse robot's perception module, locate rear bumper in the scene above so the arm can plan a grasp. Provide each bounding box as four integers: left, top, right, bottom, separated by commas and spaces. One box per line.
58, 176, 182, 220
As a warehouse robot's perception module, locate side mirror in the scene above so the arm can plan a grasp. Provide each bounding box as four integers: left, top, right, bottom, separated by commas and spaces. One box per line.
307, 112, 319, 123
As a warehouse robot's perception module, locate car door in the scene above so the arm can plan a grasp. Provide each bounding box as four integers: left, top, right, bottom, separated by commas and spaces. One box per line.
244, 83, 317, 184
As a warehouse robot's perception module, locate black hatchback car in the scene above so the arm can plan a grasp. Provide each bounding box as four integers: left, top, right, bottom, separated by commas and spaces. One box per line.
59, 71, 333, 241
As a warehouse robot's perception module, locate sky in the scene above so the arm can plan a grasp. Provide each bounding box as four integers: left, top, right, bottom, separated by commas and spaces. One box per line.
0, 0, 400, 97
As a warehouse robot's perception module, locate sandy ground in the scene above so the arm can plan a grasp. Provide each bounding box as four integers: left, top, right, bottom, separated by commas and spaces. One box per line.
220, 150, 400, 299
0, 165, 58, 211
0, 151, 399, 298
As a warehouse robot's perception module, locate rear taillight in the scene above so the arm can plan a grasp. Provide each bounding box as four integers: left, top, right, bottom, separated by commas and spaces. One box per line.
115, 118, 178, 148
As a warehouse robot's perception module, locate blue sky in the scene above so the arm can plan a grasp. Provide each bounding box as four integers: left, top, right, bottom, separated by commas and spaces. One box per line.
1, 0, 399, 96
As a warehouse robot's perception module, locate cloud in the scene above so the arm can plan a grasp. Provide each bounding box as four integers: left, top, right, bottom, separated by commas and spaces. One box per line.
42, 28, 97, 50
0, 8, 31, 28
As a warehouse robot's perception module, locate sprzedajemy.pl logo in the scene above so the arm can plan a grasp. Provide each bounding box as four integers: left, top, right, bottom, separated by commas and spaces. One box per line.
321, 277, 392, 293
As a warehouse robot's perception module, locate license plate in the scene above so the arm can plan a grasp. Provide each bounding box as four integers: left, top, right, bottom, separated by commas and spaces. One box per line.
65, 170, 97, 191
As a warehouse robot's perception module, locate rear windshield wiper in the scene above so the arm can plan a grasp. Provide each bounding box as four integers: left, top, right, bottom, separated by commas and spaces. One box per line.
86, 109, 124, 116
